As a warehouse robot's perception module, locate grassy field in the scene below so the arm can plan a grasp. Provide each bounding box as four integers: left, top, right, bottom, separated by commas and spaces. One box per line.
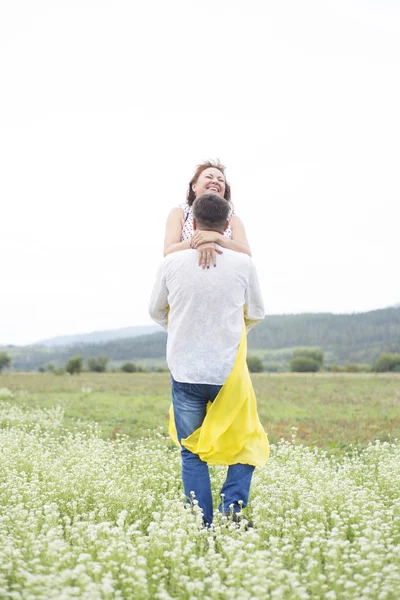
1, 371, 399, 452
1, 372, 400, 598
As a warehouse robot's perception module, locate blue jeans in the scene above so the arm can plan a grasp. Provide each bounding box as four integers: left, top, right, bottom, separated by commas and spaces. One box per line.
171, 376, 255, 525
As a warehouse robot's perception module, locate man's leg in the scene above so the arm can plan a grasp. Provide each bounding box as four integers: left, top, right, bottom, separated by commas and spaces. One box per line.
218, 464, 255, 515
197, 385, 256, 517
171, 377, 214, 524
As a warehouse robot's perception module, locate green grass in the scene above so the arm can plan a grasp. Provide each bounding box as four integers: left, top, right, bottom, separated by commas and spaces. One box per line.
1, 372, 399, 452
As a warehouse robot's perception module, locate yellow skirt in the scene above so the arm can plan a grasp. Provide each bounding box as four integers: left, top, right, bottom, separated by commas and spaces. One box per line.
168, 323, 269, 467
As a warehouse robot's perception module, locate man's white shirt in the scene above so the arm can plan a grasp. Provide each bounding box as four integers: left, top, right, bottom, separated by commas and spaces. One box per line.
149, 247, 265, 385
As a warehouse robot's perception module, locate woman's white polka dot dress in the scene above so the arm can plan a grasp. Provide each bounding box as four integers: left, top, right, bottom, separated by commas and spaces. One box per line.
179, 202, 233, 241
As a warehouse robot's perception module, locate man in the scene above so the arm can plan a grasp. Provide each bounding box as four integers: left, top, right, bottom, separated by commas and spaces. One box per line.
149, 193, 265, 525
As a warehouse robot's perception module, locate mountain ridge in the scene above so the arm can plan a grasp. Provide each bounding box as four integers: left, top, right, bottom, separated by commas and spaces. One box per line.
34, 325, 162, 347
30, 304, 400, 348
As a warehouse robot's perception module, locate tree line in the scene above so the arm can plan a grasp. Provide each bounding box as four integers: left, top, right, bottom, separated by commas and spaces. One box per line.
2, 349, 399, 375
48, 356, 168, 375
245, 349, 400, 373
0, 352, 167, 375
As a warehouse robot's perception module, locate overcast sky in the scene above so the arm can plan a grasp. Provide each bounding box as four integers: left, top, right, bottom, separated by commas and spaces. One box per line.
1, 0, 399, 346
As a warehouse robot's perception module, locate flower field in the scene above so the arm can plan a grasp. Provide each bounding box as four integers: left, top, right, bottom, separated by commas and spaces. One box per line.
0, 392, 399, 599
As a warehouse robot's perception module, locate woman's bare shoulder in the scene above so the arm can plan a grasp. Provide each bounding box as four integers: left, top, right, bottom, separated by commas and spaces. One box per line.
167, 206, 184, 222
230, 214, 244, 227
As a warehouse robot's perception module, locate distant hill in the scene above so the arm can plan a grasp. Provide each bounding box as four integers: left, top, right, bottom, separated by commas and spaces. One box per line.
7, 305, 400, 371
35, 325, 162, 347
248, 306, 400, 365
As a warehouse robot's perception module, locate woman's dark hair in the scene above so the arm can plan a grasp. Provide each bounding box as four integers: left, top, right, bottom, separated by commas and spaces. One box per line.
192, 194, 230, 231
186, 160, 232, 207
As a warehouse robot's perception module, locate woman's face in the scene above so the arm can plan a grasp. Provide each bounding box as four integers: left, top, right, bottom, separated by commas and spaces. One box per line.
192, 167, 226, 199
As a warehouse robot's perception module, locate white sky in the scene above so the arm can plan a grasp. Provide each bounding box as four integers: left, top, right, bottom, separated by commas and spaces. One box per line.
1, 0, 399, 346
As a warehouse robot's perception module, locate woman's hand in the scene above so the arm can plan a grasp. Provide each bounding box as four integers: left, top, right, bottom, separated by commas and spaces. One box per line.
196, 242, 223, 269
191, 230, 221, 248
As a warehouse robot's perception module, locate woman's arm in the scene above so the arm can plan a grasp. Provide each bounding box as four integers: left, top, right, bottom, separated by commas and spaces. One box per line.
218, 215, 251, 256
191, 215, 252, 257
163, 207, 191, 256
163, 207, 222, 266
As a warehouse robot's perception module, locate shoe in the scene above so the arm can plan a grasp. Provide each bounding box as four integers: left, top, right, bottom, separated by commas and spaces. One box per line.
223, 511, 254, 529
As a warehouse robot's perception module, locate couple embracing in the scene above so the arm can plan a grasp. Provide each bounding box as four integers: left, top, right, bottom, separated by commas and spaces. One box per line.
149, 161, 268, 527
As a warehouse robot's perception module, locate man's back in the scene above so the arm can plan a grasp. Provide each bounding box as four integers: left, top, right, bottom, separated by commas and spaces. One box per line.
149, 247, 264, 384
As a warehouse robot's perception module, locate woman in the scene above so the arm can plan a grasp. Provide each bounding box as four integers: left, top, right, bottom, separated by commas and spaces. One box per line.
163, 161, 251, 268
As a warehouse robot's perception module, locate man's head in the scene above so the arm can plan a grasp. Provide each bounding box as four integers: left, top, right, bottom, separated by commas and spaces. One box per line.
192, 193, 230, 233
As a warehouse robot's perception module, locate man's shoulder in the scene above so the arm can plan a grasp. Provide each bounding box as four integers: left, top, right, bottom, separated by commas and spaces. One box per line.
163, 249, 195, 268
222, 248, 252, 266
164, 249, 194, 261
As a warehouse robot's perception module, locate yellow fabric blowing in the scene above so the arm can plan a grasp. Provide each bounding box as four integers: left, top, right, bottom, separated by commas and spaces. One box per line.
168, 323, 269, 467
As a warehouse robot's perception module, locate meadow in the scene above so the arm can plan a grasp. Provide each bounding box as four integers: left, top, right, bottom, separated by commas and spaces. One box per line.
1, 371, 399, 450
0, 372, 399, 599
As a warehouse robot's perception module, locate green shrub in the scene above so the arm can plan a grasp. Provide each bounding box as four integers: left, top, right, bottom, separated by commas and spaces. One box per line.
290, 357, 320, 372
65, 356, 83, 375
293, 348, 324, 366
121, 362, 137, 373
0, 352, 11, 372
373, 352, 400, 372
246, 355, 264, 373
87, 356, 109, 373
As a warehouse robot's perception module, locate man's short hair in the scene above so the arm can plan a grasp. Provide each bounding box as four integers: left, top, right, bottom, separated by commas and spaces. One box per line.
192, 194, 230, 231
